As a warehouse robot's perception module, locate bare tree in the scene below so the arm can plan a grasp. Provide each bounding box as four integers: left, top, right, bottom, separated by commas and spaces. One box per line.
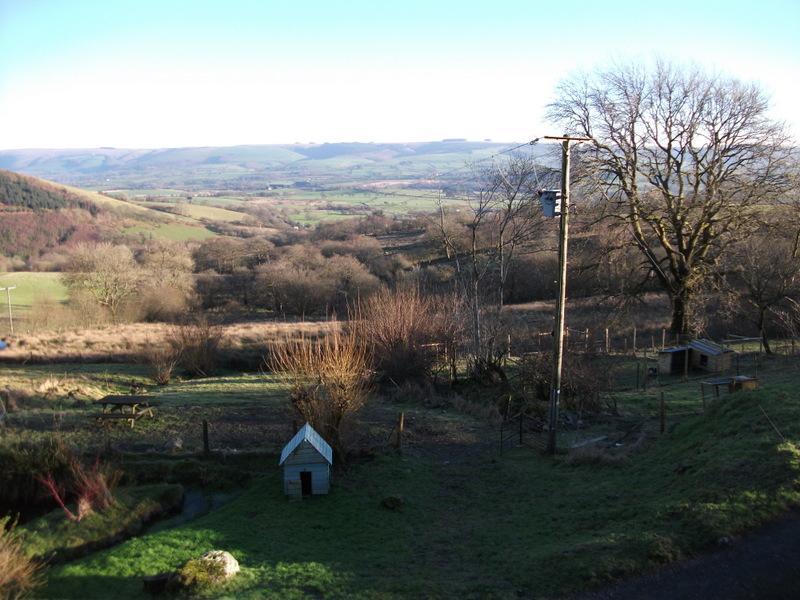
725, 218, 800, 353
548, 61, 796, 334
432, 155, 544, 372
62, 243, 141, 322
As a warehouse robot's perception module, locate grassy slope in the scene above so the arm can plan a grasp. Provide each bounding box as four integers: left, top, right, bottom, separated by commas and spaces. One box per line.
42, 385, 800, 599
21, 484, 184, 561
139, 202, 246, 223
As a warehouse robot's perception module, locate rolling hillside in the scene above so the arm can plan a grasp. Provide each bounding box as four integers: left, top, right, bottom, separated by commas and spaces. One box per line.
0, 170, 216, 260
0, 141, 547, 190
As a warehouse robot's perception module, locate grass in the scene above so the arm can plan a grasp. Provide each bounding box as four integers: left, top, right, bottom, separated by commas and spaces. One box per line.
0, 272, 67, 310
38, 382, 800, 598
138, 202, 248, 223
20, 484, 184, 562
121, 222, 217, 241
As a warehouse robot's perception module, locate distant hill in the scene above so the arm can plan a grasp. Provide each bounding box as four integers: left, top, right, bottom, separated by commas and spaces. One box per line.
0, 141, 541, 190
0, 170, 215, 261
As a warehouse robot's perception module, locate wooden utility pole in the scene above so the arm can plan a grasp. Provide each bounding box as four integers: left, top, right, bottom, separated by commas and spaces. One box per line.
545, 135, 591, 455
0, 286, 15, 335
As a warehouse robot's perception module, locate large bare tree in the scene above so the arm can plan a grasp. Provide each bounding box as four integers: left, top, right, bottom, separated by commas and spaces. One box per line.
548, 61, 796, 334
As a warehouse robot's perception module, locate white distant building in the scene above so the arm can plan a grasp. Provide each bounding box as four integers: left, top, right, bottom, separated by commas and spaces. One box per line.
279, 423, 333, 498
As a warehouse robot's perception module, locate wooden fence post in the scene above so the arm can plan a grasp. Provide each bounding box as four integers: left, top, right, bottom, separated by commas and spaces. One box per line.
633, 326, 637, 356
662, 328, 666, 349
396, 412, 405, 449
202, 420, 210, 456
605, 328, 610, 354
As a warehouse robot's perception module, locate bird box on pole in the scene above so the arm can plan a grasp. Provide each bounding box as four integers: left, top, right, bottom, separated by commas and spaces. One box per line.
539, 190, 562, 218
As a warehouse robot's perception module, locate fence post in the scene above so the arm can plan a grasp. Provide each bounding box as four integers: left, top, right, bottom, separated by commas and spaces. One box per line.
660, 392, 666, 434
662, 328, 666, 349
633, 326, 637, 356
396, 412, 405, 449
605, 328, 610, 354
202, 420, 210, 456
636, 362, 640, 390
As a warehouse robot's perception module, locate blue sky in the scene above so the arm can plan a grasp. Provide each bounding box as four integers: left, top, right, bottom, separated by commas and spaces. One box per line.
0, 0, 798, 148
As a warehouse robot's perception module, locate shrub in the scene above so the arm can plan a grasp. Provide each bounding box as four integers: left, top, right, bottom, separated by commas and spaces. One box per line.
170, 317, 221, 377
518, 352, 615, 415
143, 341, 181, 385
270, 325, 372, 458
359, 287, 458, 384
38, 454, 121, 522
0, 517, 42, 599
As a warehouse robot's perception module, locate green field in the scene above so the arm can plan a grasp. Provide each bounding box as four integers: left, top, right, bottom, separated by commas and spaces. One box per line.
0, 271, 67, 310
139, 202, 248, 223
122, 222, 217, 241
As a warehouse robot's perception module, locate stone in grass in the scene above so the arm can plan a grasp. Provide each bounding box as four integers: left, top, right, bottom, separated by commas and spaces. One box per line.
155, 550, 240, 594
380, 495, 404, 511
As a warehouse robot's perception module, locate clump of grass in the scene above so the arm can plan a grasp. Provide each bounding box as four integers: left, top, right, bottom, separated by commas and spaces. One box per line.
171, 557, 227, 593
0, 518, 42, 599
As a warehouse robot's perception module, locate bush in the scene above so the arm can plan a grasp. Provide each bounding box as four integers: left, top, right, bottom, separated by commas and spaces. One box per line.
169, 317, 221, 377
38, 454, 121, 522
518, 352, 615, 415
270, 325, 372, 458
143, 341, 181, 385
358, 287, 448, 384
0, 517, 42, 599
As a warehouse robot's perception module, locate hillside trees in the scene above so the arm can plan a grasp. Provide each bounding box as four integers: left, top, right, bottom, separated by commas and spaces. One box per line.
548, 61, 797, 334
63, 241, 195, 322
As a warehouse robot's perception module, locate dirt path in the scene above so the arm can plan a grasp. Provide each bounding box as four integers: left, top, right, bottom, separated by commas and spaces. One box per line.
576, 511, 800, 600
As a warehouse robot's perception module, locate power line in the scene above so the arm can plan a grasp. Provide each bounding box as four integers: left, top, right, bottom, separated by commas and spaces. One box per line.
430, 138, 541, 181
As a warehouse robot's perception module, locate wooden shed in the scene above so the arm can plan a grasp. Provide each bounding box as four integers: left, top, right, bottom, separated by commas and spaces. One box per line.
658, 346, 689, 375
658, 339, 735, 375
279, 423, 333, 498
688, 339, 735, 373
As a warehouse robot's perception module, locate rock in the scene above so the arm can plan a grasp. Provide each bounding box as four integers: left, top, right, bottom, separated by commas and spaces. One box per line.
199, 550, 240, 580
380, 495, 404, 511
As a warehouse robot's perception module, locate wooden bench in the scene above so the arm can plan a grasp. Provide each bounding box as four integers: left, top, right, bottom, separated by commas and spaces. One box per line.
94, 395, 157, 417
93, 395, 158, 428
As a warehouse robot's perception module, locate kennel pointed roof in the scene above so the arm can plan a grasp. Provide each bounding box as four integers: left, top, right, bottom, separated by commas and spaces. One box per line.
279, 423, 333, 466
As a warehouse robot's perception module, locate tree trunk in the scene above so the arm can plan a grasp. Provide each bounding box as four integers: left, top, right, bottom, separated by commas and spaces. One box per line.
758, 309, 773, 354
472, 279, 481, 360
669, 293, 692, 336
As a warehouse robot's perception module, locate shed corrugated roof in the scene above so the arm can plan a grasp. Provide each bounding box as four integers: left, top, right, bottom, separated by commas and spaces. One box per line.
279, 423, 333, 466
688, 339, 733, 356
